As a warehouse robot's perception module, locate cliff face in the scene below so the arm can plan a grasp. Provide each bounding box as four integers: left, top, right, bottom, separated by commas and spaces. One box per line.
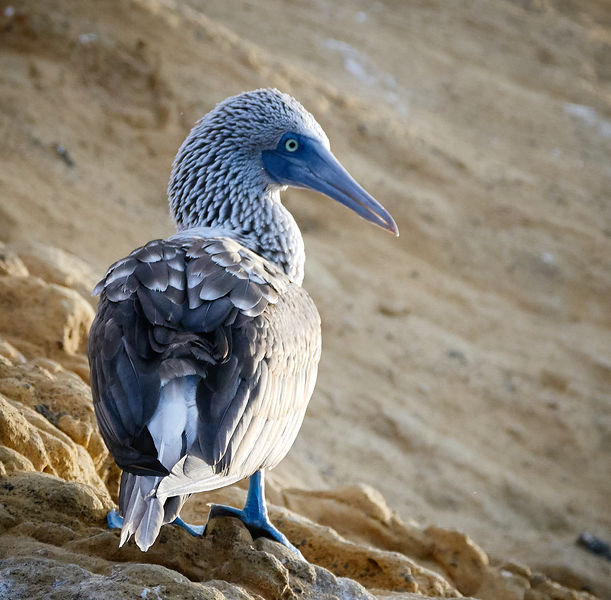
0, 0, 610, 598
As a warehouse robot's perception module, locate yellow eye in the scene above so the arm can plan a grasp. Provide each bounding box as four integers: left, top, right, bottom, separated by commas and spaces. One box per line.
284, 138, 299, 152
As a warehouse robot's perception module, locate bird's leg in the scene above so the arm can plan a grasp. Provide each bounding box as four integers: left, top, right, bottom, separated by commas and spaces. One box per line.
171, 515, 205, 536
106, 509, 204, 537
208, 469, 303, 557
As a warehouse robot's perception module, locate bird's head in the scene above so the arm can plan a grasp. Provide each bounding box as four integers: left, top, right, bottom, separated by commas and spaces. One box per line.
169, 88, 398, 236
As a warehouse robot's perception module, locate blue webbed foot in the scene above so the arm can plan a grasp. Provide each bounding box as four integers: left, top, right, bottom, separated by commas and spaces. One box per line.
105, 508, 204, 537
207, 470, 303, 559
207, 504, 296, 546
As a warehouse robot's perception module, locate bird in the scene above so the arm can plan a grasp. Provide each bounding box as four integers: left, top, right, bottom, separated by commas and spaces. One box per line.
88, 88, 398, 554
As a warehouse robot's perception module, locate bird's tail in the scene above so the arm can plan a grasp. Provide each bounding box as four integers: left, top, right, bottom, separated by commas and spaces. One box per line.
118, 471, 183, 551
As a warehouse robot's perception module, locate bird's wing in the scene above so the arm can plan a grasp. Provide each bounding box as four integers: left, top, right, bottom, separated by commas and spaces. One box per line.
88, 236, 321, 490
158, 272, 321, 498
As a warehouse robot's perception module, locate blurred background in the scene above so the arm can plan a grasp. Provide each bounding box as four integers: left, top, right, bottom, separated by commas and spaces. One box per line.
1, 0, 610, 596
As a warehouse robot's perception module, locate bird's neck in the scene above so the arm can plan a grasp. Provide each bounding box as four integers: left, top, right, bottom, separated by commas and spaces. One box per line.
172, 188, 305, 285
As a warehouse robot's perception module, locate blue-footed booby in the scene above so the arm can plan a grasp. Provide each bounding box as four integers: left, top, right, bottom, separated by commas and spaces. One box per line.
88, 88, 398, 553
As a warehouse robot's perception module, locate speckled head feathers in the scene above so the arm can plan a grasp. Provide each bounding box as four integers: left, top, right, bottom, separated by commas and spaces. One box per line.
167, 89, 326, 283
207, 88, 329, 151
168, 89, 329, 233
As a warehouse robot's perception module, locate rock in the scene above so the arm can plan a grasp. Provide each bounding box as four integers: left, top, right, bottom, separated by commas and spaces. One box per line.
184, 487, 459, 596
527, 573, 598, 600
0, 392, 109, 496
476, 567, 530, 600
0, 274, 94, 361
0, 556, 248, 600
0, 242, 29, 277
373, 595, 463, 600
0, 354, 106, 463
0, 339, 26, 364
425, 526, 489, 596
0, 445, 35, 475
0, 473, 376, 600
283, 484, 431, 558
0, 472, 111, 527
273, 506, 458, 596
11, 242, 99, 306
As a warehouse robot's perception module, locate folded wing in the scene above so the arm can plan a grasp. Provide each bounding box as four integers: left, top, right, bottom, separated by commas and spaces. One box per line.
88, 234, 321, 496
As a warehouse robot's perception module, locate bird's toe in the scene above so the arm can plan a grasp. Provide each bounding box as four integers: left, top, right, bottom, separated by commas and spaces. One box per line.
171, 516, 205, 537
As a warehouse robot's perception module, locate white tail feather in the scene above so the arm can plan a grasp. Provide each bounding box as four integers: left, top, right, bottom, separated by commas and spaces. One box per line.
119, 474, 164, 551
134, 492, 165, 551
117, 376, 199, 551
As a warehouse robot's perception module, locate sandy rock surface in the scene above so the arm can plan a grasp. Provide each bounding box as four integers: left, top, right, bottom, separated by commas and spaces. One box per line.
0, 0, 609, 598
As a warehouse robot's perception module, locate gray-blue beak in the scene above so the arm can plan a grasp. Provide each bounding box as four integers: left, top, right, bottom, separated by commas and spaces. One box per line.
262, 135, 399, 236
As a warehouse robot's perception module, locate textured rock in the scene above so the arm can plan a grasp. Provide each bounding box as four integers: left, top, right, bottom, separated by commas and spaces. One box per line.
0, 345, 112, 495
11, 242, 99, 306
282, 485, 432, 558
184, 486, 459, 596
0, 275, 94, 361
0, 242, 29, 278
0, 355, 106, 460
275, 508, 454, 595
0, 558, 241, 600
0, 474, 376, 599
425, 526, 489, 596
0, 395, 108, 494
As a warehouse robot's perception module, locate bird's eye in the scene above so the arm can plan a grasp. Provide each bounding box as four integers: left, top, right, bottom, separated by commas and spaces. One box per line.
284, 137, 299, 152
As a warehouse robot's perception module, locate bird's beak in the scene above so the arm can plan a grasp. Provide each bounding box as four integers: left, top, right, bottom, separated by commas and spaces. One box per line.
262, 138, 399, 236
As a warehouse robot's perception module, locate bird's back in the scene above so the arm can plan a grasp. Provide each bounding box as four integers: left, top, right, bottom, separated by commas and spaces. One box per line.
88, 231, 321, 502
